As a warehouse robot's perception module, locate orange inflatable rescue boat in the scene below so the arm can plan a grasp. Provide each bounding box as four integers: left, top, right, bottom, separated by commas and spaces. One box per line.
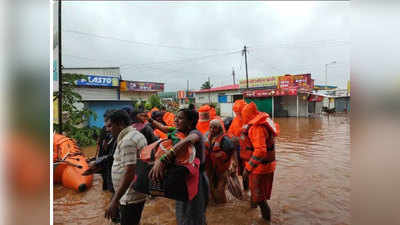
53, 133, 93, 192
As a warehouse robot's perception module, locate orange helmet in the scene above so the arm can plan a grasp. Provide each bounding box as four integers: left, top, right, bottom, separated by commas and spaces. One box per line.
232, 99, 246, 114
241, 102, 258, 124
198, 105, 211, 112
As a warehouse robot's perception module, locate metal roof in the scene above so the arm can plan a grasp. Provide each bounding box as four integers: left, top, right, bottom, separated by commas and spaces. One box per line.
195, 84, 239, 93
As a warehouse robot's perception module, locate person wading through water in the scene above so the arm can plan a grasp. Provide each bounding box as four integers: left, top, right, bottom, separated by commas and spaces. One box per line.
196, 104, 212, 135
103, 110, 148, 225
205, 119, 235, 204
241, 102, 278, 221
227, 100, 249, 192
147, 108, 209, 225
84, 110, 121, 223
93, 109, 117, 192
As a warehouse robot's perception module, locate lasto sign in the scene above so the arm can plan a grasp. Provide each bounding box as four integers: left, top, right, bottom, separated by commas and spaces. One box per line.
75, 75, 119, 87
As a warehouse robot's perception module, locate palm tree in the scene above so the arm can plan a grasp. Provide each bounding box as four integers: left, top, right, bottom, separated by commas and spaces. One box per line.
201, 80, 212, 90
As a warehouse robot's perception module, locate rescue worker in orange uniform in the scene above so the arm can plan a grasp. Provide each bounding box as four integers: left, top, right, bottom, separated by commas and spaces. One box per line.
205, 119, 235, 204
209, 106, 217, 120
197, 104, 225, 135
196, 105, 212, 135
210, 106, 226, 129
241, 102, 279, 221
227, 100, 248, 190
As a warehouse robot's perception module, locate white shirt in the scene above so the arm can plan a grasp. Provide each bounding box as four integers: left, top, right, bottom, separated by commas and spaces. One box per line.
112, 126, 147, 205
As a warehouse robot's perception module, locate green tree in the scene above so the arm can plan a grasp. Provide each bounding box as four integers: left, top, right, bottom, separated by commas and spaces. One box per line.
201, 80, 212, 90
53, 73, 99, 146
149, 94, 161, 108
145, 102, 152, 110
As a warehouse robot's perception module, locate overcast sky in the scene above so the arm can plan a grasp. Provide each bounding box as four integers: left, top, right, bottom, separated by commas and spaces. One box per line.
62, 1, 350, 92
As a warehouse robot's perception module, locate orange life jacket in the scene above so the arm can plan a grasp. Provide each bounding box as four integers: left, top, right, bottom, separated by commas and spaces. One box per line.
240, 111, 279, 174
227, 116, 243, 138
154, 129, 168, 139
162, 112, 176, 127
239, 111, 279, 159
205, 133, 232, 173
210, 107, 217, 120
239, 129, 254, 161
140, 131, 195, 165
240, 123, 276, 174
196, 120, 210, 135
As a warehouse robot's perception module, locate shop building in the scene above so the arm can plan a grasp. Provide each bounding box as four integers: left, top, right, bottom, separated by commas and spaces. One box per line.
177, 90, 195, 107
307, 94, 325, 115
324, 89, 351, 112
242, 74, 315, 117
193, 84, 242, 117
119, 80, 164, 103
63, 67, 121, 101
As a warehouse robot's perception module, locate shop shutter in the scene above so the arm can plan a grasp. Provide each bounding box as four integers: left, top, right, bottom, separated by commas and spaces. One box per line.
245, 98, 273, 115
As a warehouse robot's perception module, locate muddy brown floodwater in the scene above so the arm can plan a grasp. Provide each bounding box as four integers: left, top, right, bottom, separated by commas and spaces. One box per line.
54, 115, 350, 225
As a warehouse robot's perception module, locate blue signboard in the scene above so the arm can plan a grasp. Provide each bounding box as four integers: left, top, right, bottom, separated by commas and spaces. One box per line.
218, 95, 228, 103
75, 75, 120, 87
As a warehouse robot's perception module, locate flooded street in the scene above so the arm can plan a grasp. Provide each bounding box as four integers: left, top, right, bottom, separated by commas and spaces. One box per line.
54, 115, 350, 225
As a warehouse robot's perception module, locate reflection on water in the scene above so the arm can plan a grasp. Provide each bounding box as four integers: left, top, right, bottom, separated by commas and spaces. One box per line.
54, 115, 350, 225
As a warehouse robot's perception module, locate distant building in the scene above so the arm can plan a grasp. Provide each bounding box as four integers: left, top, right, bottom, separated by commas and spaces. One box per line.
313, 85, 338, 91
323, 89, 350, 112
158, 92, 178, 101
177, 90, 195, 106
194, 84, 242, 117
62, 67, 125, 127
241, 74, 315, 117
194, 84, 241, 105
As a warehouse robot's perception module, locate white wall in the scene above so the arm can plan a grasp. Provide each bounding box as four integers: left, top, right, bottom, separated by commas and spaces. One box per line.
194, 90, 242, 104
220, 103, 234, 117
195, 92, 219, 104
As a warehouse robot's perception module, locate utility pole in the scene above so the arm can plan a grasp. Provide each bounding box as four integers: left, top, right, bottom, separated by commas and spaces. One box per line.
232, 68, 236, 85
325, 61, 336, 90
242, 45, 249, 90
58, 0, 63, 133
325, 63, 328, 89
186, 80, 189, 102
208, 77, 211, 104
